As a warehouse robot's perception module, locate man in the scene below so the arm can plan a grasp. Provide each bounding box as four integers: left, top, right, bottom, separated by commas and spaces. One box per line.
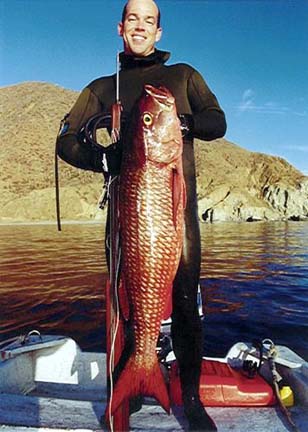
57, 1, 226, 430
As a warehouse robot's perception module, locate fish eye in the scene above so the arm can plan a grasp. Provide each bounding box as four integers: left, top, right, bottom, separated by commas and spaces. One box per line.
143, 113, 153, 126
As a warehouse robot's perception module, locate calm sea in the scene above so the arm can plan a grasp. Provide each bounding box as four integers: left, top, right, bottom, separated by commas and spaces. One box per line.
0, 221, 307, 359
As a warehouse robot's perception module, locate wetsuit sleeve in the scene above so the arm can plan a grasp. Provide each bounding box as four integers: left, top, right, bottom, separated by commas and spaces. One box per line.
56, 87, 105, 172
188, 69, 227, 141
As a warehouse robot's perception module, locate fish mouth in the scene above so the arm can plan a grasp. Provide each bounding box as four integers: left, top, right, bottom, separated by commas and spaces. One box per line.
144, 85, 175, 110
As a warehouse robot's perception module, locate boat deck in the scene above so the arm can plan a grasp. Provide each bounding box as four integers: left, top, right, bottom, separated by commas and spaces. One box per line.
0, 336, 307, 431
0, 393, 307, 431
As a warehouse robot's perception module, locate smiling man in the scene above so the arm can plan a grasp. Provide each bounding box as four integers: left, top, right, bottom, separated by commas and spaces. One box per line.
57, 1, 226, 430
118, 0, 162, 57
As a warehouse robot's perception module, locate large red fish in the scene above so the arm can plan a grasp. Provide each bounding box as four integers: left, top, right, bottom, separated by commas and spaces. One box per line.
108, 85, 186, 416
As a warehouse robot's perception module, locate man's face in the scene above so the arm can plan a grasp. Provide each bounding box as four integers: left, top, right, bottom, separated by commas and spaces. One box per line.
118, 0, 162, 57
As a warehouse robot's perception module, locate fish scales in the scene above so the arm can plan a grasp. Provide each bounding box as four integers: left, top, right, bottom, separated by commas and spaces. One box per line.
107, 85, 185, 418
122, 166, 180, 351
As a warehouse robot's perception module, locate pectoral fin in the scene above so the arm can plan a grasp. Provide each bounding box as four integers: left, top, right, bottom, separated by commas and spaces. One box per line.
118, 279, 130, 321
172, 166, 186, 228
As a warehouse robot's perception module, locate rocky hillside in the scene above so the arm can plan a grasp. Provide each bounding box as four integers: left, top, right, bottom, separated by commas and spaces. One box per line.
195, 140, 307, 222
0, 82, 105, 222
0, 82, 307, 223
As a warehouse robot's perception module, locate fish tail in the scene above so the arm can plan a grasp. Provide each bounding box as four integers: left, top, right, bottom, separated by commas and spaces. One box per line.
106, 355, 170, 419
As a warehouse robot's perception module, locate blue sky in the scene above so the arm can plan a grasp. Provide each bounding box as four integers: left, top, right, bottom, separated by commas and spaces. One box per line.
1, 0, 308, 174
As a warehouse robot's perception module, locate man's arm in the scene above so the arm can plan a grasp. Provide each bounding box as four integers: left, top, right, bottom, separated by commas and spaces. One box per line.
187, 69, 227, 141
56, 87, 105, 173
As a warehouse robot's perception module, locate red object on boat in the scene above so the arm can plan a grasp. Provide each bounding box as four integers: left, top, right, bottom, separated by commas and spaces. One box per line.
169, 359, 276, 407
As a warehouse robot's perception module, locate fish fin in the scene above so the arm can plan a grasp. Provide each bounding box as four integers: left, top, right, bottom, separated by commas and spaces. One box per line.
163, 283, 173, 320
106, 356, 170, 420
182, 178, 187, 209
172, 167, 186, 228
118, 279, 130, 321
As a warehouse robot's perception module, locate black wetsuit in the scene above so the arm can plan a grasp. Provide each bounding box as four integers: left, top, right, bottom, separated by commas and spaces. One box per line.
57, 49, 226, 420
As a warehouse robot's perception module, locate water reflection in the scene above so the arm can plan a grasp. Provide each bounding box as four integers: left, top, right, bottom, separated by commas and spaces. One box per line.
0, 223, 108, 350
0, 221, 307, 358
199, 221, 308, 358
200, 221, 307, 281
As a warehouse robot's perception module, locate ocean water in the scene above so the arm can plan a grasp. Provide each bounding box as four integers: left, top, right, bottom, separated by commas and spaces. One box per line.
200, 221, 308, 358
0, 221, 307, 359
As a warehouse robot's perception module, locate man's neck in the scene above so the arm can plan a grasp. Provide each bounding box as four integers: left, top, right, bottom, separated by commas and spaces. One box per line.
119, 49, 170, 69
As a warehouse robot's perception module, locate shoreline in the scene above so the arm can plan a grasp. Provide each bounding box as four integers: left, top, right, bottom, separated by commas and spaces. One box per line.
0, 220, 106, 227
0, 218, 307, 227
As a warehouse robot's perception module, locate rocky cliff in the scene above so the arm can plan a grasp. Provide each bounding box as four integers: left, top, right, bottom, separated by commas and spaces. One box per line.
0, 82, 307, 223
195, 139, 307, 222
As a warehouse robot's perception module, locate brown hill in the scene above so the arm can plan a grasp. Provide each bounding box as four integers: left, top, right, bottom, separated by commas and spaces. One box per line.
0, 82, 307, 223
194, 139, 307, 222
0, 82, 104, 222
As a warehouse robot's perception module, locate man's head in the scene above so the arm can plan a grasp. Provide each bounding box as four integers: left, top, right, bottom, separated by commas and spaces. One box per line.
118, 0, 162, 57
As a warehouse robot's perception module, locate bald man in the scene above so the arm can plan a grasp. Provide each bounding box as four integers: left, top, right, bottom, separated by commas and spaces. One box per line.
57, 1, 226, 430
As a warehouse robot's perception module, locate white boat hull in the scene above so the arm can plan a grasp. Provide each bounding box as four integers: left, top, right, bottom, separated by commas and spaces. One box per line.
0, 334, 307, 431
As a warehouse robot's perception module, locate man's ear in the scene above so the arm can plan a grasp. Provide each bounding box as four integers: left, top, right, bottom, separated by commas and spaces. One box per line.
118, 22, 123, 36
155, 27, 162, 43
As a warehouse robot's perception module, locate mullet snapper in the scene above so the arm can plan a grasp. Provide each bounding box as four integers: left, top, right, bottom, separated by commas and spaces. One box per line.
108, 85, 186, 416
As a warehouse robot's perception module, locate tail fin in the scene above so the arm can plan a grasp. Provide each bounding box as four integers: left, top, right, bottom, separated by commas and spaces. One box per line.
106, 355, 170, 420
